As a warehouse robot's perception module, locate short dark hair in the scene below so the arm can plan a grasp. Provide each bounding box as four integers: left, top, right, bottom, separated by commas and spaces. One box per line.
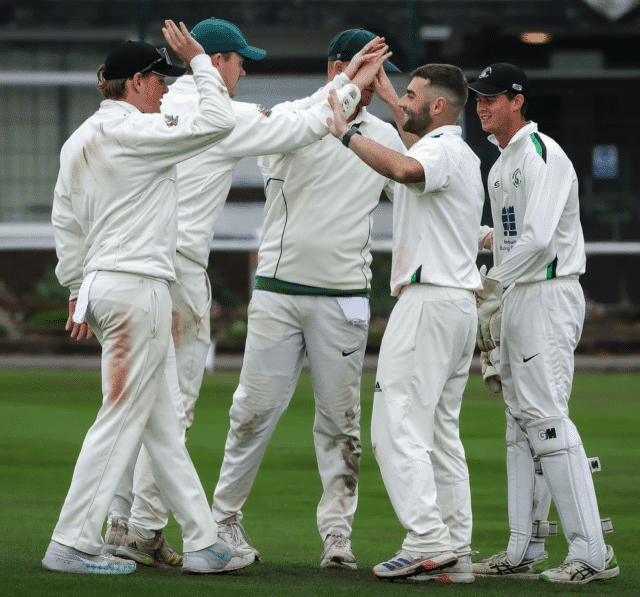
410, 64, 468, 110
505, 90, 528, 118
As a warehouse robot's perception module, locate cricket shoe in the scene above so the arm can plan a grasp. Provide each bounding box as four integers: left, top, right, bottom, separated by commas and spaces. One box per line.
540, 545, 619, 584
102, 516, 128, 556
473, 550, 549, 578
373, 549, 457, 580
407, 553, 475, 584
217, 519, 261, 563
42, 540, 136, 574
182, 537, 255, 574
320, 533, 357, 570
116, 525, 182, 568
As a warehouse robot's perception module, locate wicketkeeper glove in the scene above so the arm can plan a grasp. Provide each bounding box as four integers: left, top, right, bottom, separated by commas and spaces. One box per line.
475, 264, 503, 351
481, 346, 502, 394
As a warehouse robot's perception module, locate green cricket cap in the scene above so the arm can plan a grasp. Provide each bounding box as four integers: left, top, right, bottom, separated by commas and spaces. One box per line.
327, 28, 400, 72
191, 18, 266, 61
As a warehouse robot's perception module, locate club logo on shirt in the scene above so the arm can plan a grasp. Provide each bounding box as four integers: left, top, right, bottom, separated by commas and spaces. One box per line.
165, 114, 178, 127
258, 106, 272, 117
493, 180, 500, 188
512, 168, 522, 188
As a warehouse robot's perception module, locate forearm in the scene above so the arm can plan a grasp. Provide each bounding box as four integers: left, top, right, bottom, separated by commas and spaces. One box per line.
344, 130, 423, 184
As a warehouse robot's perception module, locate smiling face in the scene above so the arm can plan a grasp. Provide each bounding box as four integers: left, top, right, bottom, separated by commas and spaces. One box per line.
476, 92, 525, 147
398, 77, 434, 137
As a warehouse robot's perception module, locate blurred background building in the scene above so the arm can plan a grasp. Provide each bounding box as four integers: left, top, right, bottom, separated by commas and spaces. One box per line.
1, 0, 639, 350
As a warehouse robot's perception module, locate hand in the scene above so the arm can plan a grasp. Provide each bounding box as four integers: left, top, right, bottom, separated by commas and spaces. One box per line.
350, 47, 392, 92
373, 66, 399, 106
481, 348, 502, 394
67, 299, 94, 341
475, 265, 502, 351
479, 228, 494, 251
343, 36, 386, 80
162, 20, 205, 65
326, 89, 350, 140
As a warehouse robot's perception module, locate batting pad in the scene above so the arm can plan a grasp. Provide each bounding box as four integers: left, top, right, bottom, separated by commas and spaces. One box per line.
505, 409, 549, 565
527, 416, 606, 570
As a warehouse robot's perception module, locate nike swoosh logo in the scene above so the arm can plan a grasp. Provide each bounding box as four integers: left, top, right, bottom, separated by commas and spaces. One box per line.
523, 353, 540, 363
208, 549, 230, 561
342, 349, 358, 356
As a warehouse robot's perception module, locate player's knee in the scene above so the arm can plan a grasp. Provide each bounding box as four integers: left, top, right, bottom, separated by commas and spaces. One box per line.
526, 416, 581, 457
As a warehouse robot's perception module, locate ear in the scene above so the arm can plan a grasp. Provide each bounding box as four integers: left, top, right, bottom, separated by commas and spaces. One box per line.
127, 72, 144, 94
333, 60, 347, 75
431, 97, 447, 115
512, 94, 525, 112
210, 53, 223, 69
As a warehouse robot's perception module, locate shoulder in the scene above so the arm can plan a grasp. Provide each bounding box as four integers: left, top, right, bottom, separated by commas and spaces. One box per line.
362, 114, 403, 148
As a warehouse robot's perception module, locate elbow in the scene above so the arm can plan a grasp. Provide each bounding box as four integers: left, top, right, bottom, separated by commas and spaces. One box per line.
392, 165, 422, 184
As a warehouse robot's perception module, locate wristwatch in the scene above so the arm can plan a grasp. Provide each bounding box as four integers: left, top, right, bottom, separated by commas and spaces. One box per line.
341, 126, 362, 147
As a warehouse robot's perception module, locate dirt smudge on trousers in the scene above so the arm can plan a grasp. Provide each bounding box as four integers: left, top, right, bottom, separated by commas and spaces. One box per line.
109, 317, 131, 406
341, 437, 362, 495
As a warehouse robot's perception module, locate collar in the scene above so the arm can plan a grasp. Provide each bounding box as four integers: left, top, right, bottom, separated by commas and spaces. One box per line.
488, 121, 538, 150
349, 106, 372, 126
98, 99, 142, 114
411, 125, 462, 149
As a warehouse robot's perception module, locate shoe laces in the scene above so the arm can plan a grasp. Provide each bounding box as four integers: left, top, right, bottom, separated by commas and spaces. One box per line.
224, 521, 251, 545
327, 534, 349, 551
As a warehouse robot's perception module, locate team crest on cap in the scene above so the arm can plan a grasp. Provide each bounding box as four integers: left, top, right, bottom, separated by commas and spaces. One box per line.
480, 67, 491, 79
165, 114, 178, 127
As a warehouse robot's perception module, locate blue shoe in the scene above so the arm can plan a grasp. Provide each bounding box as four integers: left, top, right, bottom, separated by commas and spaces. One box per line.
42, 540, 136, 574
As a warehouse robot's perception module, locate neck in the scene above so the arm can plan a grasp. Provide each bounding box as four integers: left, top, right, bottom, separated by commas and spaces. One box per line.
495, 120, 527, 148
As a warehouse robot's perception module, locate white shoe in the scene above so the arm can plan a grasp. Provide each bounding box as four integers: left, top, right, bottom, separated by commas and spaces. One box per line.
408, 553, 475, 584
182, 537, 255, 574
373, 549, 457, 580
320, 533, 357, 570
217, 519, 261, 563
540, 545, 620, 584
42, 540, 136, 574
473, 550, 549, 578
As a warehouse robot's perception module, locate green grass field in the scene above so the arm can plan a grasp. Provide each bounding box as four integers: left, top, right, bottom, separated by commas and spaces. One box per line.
0, 367, 637, 596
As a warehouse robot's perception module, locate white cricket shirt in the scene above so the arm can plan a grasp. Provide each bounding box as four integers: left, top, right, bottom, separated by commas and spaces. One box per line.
160, 75, 361, 269
390, 125, 484, 296
52, 55, 235, 298
487, 122, 586, 287
257, 97, 404, 292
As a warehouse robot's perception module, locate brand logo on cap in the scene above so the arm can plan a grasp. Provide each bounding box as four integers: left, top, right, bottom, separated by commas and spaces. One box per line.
480, 67, 492, 79
512, 83, 523, 91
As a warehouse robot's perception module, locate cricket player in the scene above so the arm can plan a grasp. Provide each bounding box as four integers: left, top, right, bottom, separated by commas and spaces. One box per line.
469, 62, 619, 583
327, 64, 483, 583
43, 21, 255, 575
103, 20, 388, 567
209, 29, 405, 570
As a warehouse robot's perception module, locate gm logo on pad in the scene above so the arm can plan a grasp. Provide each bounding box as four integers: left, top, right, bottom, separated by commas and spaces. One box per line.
538, 428, 557, 440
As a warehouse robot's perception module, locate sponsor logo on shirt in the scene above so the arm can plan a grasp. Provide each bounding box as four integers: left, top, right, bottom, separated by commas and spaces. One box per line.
165, 114, 178, 127
258, 106, 272, 117
493, 180, 500, 188
502, 206, 517, 237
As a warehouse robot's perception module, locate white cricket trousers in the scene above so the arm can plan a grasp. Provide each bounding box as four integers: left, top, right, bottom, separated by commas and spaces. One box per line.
501, 277, 606, 567
212, 289, 367, 540
51, 272, 217, 554
110, 253, 211, 531
371, 284, 476, 554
